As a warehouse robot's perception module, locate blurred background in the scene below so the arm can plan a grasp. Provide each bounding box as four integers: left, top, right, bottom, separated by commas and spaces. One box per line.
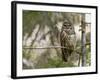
22, 10, 91, 69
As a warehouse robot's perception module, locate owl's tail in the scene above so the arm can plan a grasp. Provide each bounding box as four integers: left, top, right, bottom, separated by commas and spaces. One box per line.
61, 48, 69, 62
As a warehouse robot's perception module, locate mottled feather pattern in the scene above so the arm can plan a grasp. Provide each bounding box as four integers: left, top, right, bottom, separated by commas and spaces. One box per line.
60, 21, 76, 62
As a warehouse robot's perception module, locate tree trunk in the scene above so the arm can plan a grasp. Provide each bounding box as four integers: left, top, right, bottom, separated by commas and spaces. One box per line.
81, 14, 86, 66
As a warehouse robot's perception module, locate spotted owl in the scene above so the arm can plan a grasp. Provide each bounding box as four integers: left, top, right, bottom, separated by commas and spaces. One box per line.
60, 21, 76, 62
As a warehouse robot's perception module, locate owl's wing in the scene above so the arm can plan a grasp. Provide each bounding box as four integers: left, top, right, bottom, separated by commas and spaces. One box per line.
60, 31, 69, 61
60, 31, 71, 47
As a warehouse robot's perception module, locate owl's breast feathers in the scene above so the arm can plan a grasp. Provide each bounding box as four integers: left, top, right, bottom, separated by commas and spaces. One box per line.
60, 30, 75, 50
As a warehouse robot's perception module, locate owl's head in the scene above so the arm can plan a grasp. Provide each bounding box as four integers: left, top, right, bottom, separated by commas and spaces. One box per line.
63, 21, 71, 27
62, 21, 75, 35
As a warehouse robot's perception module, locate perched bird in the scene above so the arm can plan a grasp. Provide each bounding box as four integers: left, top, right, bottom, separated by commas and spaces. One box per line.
60, 21, 76, 62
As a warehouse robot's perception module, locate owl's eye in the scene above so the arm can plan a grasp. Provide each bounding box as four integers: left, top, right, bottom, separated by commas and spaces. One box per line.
63, 24, 67, 26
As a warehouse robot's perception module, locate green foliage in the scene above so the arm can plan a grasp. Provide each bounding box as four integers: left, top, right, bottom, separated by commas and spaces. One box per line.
23, 10, 81, 36
39, 58, 76, 68
86, 46, 91, 66
23, 50, 31, 60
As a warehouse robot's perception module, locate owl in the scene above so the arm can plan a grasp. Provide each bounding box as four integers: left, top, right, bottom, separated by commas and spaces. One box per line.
60, 21, 76, 62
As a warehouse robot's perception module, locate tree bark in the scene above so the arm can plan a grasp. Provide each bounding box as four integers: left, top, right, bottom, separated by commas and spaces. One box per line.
81, 14, 86, 66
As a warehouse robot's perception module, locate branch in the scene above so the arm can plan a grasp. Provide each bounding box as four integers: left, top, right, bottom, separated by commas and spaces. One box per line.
23, 46, 68, 49
23, 42, 90, 49
23, 42, 90, 54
